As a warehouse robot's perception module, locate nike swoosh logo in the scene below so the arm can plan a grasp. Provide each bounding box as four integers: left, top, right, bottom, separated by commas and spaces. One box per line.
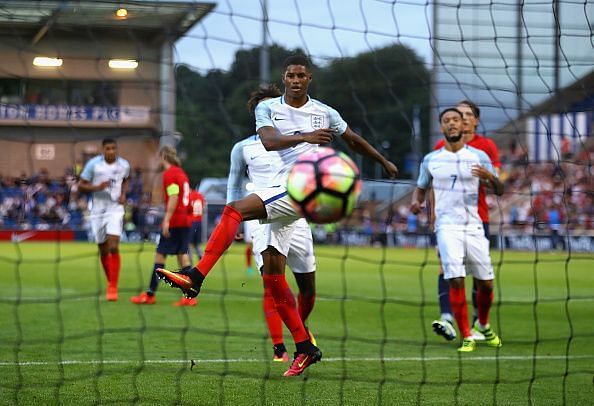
11, 231, 36, 243
273, 117, 285, 121
298, 355, 309, 368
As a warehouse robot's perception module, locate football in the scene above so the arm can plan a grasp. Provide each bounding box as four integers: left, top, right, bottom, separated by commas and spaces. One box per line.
286, 147, 362, 224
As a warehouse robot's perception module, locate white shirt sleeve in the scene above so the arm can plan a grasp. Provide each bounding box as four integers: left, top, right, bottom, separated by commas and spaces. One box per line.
226, 141, 247, 203
327, 105, 348, 135
80, 157, 96, 181
122, 158, 131, 179
255, 100, 273, 131
477, 150, 496, 177
417, 155, 432, 189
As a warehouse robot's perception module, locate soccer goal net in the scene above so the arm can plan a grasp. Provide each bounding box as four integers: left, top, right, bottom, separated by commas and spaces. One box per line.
0, 1, 592, 404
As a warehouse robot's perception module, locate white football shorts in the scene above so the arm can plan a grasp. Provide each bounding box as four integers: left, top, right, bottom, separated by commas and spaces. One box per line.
243, 219, 258, 243
89, 205, 124, 244
252, 217, 316, 274
253, 186, 300, 223
436, 228, 494, 281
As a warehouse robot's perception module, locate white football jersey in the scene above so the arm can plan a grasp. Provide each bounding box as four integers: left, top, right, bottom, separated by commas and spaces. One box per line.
417, 145, 496, 232
227, 134, 282, 203
80, 155, 130, 212
255, 95, 348, 186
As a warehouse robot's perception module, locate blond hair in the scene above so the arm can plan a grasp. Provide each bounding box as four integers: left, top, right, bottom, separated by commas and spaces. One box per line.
159, 145, 181, 167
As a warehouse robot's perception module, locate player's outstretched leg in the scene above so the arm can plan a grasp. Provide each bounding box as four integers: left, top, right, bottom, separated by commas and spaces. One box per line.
157, 205, 244, 297
156, 267, 204, 298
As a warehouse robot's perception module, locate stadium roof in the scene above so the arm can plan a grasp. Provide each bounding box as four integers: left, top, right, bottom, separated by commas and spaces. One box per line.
492, 69, 594, 139
0, 0, 215, 43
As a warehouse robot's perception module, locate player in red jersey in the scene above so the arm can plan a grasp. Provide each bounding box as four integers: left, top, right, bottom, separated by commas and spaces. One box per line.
431, 100, 501, 342
188, 190, 205, 263
131, 146, 196, 306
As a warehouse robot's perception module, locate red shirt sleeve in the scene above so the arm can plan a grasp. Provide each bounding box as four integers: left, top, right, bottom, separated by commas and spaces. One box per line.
164, 167, 191, 227
485, 138, 501, 168
433, 139, 445, 150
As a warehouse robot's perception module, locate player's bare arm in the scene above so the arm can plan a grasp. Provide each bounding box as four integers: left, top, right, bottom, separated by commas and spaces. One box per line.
410, 187, 427, 214
78, 178, 110, 193
342, 127, 399, 179
118, 177, 129, 205
471, 165, 504, 196
162, 193, 179, 238
428, 186, 436, 231
258, 126, 334, 151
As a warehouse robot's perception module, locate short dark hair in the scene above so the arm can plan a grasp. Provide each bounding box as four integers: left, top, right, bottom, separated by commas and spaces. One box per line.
457, 99, 480, 118
102, 138, 116, 146
283, 55, 311, 71
247, 84, 282, 116
439, 108, 463, 122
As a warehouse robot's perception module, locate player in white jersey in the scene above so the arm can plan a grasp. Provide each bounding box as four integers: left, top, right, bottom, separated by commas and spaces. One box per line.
410, 108, 503, 352
158, 55, 398, 377
227, 84, 318, 362
78, 138, 130, 301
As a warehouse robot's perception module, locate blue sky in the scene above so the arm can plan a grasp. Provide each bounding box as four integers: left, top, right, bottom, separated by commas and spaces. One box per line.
174, 0, 433, 72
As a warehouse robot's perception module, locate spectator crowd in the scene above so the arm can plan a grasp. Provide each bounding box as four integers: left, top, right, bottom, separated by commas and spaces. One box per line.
492, 144, 593, 235
2, 144, 592, 248
0, 167, 149, 233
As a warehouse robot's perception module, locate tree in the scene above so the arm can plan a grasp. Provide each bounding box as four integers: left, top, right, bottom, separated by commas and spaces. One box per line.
314, 44, 430, 178
175, 43, 430, 184
176, 66, 236, 184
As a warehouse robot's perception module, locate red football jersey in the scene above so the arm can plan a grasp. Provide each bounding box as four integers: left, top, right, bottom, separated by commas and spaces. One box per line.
434, 134, 501, 222
189, 190, 205, 222
162, 165, 191, 227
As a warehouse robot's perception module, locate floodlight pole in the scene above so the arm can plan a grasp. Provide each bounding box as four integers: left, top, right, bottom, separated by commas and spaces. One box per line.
260, 0, 270, 85
160, 40, 176, 146
516, 0, 523, 115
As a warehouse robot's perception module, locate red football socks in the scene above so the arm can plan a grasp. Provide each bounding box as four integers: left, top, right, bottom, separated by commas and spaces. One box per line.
262, 274, 309, 343
110, 253, 121, 288
449, 286, 471, 338
298, 293, 316, 323
477, 288, 494, 326
196, 205, 243, 277
100, 254, 111, 281
101, 253, 121, 288
246, 246, 252, 268
263, 286, 284, 345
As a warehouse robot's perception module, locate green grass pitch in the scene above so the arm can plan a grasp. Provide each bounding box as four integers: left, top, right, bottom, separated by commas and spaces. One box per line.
0, 242, 593, 405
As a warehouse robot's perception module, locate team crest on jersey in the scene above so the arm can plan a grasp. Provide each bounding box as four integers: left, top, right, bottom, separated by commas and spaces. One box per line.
311, 114, 324, 129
